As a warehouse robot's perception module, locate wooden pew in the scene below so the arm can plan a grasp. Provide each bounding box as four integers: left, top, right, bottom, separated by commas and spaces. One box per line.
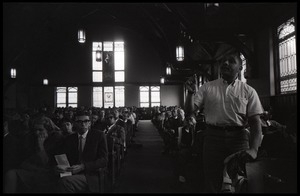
106, 136, 117, 191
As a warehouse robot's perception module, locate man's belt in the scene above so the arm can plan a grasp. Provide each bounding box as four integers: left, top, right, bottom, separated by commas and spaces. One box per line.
206, 124, 245, 131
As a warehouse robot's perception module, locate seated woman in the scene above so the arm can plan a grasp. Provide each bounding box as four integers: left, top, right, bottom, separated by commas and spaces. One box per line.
4, 118, 64, 193
59, 118, 75, 137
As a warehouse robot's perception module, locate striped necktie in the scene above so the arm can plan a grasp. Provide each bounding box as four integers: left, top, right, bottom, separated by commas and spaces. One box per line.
78, 135, 83, 162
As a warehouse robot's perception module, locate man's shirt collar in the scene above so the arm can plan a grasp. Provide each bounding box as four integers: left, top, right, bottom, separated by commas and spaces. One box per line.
78, 130, 89, 139
222, 77, 239, 87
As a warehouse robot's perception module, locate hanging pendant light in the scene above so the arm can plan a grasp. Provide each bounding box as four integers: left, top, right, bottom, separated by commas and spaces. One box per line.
10, 68, 16, 78
78, 29, 86, 43
166, 64, 171, 75
176, 45, 184, 61
205, 3, 220, 15
43, 79, 48, 85
96, 44, 102, 62
205, 3, 219, 8
160, 77, 165, 84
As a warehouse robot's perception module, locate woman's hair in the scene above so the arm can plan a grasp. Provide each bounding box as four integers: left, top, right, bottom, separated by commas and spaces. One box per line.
177, 108, 185, 117
31, 116, 54, 133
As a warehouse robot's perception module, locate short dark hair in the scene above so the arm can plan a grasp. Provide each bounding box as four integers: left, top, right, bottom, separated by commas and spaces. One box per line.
60, 117, 73, 124
75, 110, 89, 118
226, 50, 242, 66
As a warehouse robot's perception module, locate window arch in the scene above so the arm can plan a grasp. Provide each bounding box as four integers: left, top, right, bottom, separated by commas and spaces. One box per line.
276, 17, 297, 94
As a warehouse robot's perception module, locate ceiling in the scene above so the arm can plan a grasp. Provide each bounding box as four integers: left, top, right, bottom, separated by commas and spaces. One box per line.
3, 2, 297, 82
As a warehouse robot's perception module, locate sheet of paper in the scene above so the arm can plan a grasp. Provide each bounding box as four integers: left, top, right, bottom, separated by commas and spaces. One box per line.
59, 172, 72, 177
55, 154, 72, 177
55, 154, 70, 167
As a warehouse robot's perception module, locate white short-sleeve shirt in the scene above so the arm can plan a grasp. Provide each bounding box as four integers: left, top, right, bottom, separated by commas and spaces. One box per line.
194, 78, 263, 126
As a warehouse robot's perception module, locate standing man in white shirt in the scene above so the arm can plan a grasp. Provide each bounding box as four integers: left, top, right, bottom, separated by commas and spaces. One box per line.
185, 50, 263, 193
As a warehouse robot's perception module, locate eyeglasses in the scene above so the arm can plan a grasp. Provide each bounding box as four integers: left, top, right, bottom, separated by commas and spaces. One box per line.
75, 120, 90, 124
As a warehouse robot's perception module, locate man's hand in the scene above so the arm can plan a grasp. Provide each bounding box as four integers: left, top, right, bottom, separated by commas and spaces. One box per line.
223, 148, 257, 164
37, 133, 48, 150
66, 164, 85, 174
55, 165, 67, 175
244, 148, 258, 160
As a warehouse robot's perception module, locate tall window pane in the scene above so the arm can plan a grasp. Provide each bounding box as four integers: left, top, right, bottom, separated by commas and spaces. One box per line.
151, 86, 160, 107
56, 87, 66, 108
93, 87, 103, 108
68, 87, 78, 108
92, 42, 103, 83
115, 86, 125, 107
277, 17, 297, 94
103, 42, 113, 51
115, 71, 125, 82
92, 42, 103, 70
114, 42, 125, 83
140, 86, 149, 107
114, 42, 124, 70
104, 86, 114, 108
114, 51, 124, 70
93, 72, 103, 82
140, 92, 149, 102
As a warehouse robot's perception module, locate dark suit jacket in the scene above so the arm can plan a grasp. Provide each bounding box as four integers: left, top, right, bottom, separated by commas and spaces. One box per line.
60, 129, 108, 192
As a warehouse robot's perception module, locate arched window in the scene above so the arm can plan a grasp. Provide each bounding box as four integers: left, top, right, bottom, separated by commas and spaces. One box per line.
277, 17, 297, 94
139, 86, 161, 107
56, 87, 78, 108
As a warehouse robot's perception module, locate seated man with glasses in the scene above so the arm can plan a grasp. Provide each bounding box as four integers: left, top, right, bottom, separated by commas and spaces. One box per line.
55, 110, 108, 193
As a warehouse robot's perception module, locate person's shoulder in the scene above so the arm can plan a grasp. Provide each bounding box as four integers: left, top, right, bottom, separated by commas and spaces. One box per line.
90, 128, 104, 134
205, 78, 221, 85
239, 82, 258, 94
64, 132, 77, 139
50, 130, 64, 138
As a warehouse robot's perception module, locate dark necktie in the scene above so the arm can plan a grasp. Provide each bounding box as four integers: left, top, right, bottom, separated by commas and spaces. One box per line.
79, 135, 83, 162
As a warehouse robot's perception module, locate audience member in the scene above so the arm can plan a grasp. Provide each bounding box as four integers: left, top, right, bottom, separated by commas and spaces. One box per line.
4, 117, 64, 193
123, 110, 133, 149
59, 118, 75, 137
55, 111, 108, 193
